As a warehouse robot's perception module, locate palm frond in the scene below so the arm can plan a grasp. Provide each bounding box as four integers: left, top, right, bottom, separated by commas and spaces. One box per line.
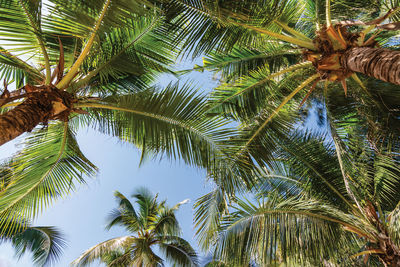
71, 236, 133, 266
207, 62, 313, 120
153, 206, 181, 237
76, 83, 256, 193
0, 0, 45, 54
388, 202, 400, 246
158, 236, 199, 267
11, 226, 66, 266
191, 43, 301, 82
0, 121, 97, 234
276, 131, 353, 210
130, 237, 164, 267
99, 249, 127, 267
46, 0, 154, 39
105, 191, 140, 232
164, 0, 307, 57
193, 188, 228, 251
214, 195, 365, 266
132, 187, 160, 227
0, 46, 42, 87
371, 155, 400, 211
75, 15, 176, 90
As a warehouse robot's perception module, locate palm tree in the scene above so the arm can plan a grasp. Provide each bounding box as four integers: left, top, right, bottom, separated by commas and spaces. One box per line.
0, 0, 253, 235
163, 0, 400, 165
72, 187, 199, 266
167, 0, 400, 84
195, 130, 400, 266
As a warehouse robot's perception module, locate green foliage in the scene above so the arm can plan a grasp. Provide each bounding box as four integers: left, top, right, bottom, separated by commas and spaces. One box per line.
192, 42, 301, 82
0, 217, 66, 267
0, 122, 97, 235
0, 0, 258, 250
163, 0, 306, 57
77, 83, 257, 193
72, 187, 198, 266
195, 129, 400, 265
11, 226, 66, 266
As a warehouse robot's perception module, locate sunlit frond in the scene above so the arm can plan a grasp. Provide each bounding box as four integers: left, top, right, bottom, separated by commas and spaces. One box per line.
0, 121, 97, 234
76, 83, 256, 193
193, 43, 301, 81
193, 188, 228, 251
164, 0, 308, 57
71, 236, 133, 266
214, 195, 365, 266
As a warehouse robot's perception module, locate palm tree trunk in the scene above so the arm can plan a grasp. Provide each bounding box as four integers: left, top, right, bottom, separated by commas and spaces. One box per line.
0, 88, 73, 145
341, 47, 400, 85
0, 96, 54, 145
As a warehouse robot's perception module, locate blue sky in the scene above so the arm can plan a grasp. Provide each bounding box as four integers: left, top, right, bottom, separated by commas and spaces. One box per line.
0, 57, 221, 266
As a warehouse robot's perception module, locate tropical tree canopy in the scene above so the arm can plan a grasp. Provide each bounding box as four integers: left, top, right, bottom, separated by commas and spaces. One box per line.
163, 0, 400, 166
0, 0, 256, 238
71, 187, 199, 267
159, 1, 400, 266
2, 0, 400, 266
195, 128, 400, 266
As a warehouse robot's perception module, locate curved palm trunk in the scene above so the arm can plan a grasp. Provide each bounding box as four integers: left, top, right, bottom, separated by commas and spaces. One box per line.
341, 47, 400, 85
0, 88, 73, 146
0, 97, 53, 145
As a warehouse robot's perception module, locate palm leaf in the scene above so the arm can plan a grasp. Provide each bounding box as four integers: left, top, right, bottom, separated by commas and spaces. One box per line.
0, 121, 97, 234
190, 43, 301, 82
71, 236, 134, 266
130, 237, 164, 267
193, 188, 228, 251
75, 15, 176, 89
164, 0, 308, 57
152, 206, 181, 237
11, 226, 66, 266
207, 62, 313, 120
0, 0, 45, 54
158, 236, 199, 267
76, 83, 256, 193
106, 191, 140, 232
0, 46, 42, 86
215, 195, 365, 265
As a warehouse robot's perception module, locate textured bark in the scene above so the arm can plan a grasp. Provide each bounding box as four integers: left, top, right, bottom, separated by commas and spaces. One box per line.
364, 202, 400, 266
0, 88, 74, 146
0, 95, 53, 146
341, 47, 400, 85
376, 237, 400, 266
379, 253, 400, 267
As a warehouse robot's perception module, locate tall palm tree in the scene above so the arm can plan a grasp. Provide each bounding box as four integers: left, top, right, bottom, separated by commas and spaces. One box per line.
0, 0, 253, 235
72, 187, 199, 266
163, 0, 400, 166
196, 130, 400, 266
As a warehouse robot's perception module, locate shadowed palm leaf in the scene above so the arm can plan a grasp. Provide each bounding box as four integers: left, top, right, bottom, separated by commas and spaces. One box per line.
196, 130, 400, 266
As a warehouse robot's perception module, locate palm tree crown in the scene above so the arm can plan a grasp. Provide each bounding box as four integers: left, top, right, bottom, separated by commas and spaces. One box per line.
72, 187, 199, 267
163, 0, 400, 167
